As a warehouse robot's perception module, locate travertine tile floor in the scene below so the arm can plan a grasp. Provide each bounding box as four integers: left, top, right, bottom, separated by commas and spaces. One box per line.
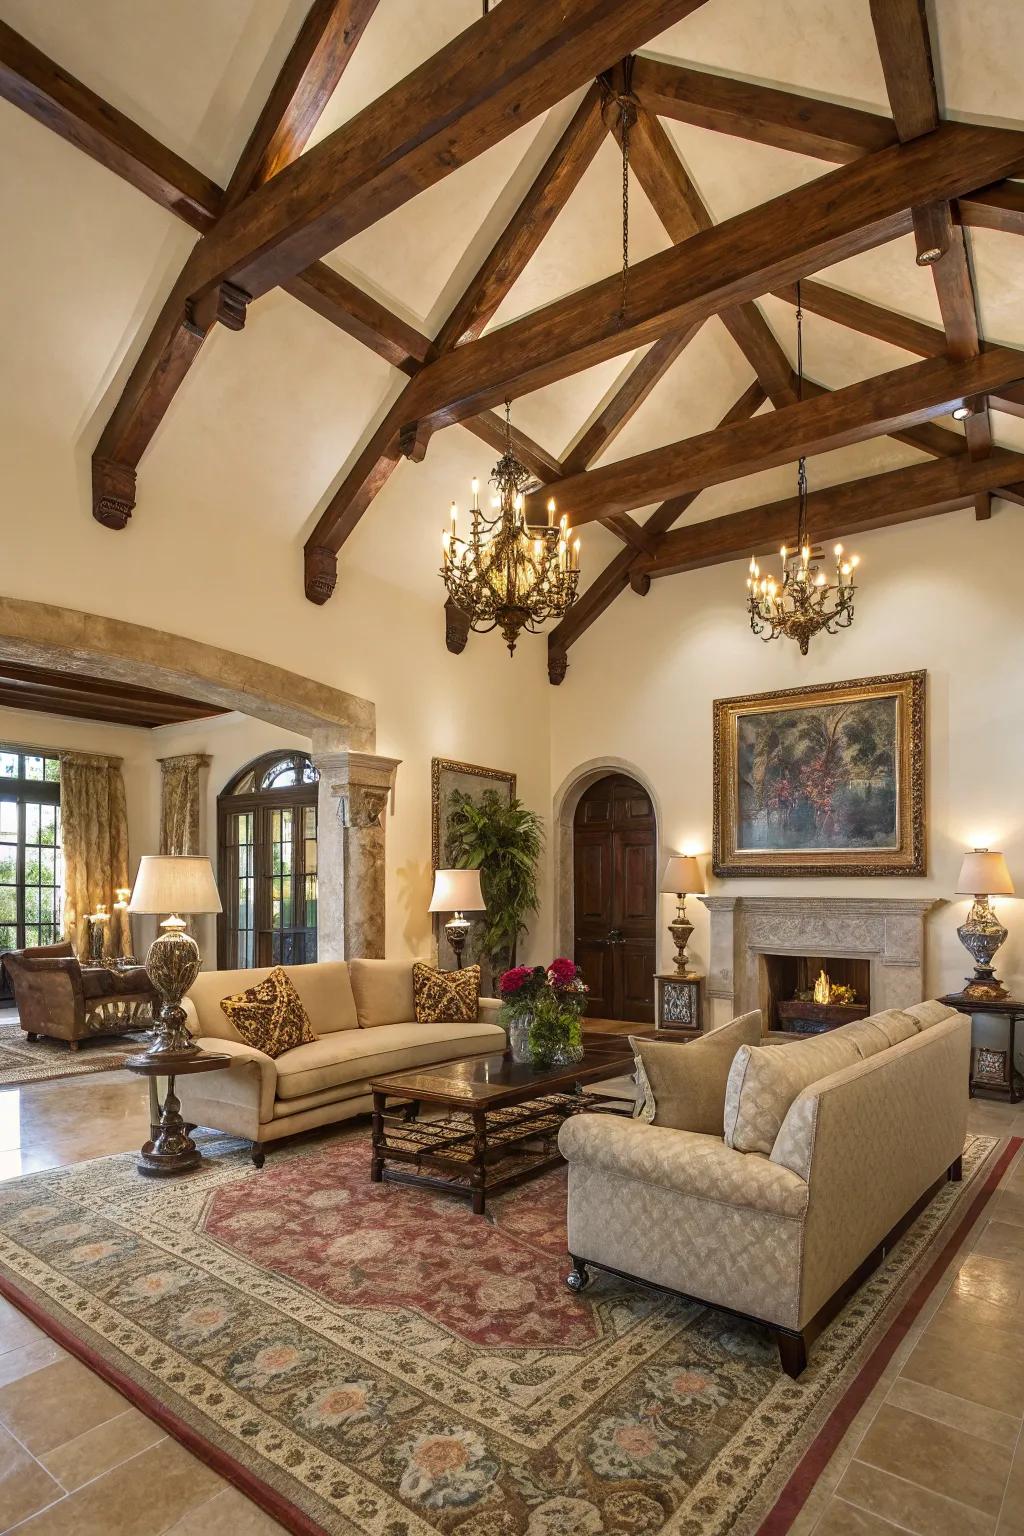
1, 1064, 1024, 1533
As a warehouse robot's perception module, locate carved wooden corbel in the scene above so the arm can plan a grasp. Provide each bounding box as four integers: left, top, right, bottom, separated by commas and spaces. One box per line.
445, 599, 470, 655
304, 544, 338, 604
92, 457, 137, 529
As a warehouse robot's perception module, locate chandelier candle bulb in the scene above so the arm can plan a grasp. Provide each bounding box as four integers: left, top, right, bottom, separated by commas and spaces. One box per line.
547, 497, 556, 526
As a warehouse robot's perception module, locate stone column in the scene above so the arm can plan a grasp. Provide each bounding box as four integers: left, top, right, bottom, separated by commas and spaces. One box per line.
313, 751, 401, 960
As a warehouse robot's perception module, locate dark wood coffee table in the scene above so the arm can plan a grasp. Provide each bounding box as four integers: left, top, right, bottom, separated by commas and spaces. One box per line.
369, 1045, 633, 1214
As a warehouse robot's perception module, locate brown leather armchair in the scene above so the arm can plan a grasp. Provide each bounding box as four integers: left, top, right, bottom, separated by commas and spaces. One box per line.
1, 941, 157, 1051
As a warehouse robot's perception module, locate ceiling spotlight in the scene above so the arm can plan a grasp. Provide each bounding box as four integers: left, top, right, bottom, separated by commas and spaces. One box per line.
952, 403, 974, 421
915, 246, 943, 266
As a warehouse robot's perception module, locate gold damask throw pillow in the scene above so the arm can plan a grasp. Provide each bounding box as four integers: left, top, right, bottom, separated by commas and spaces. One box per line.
219, 967, 317, 1057
413, 962, 480, 1024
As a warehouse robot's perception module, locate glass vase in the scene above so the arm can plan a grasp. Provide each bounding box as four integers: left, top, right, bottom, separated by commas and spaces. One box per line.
504, 1007, 533, 1065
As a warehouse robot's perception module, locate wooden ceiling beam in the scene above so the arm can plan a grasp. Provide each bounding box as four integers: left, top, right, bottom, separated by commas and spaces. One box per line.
90, 0, 376, 528
869, 0, 993, 473
0, 661, 222, 714
631, 55, 897, 163
638, 447, 1024, 580
177, 0, 712, 306
0, 20, 224, 232
303, 85, 613, 598
547, 381, 767, 682
525, 347, 1024, 525
623, 110, 797, 408
960, 181, 1024, 237
395, 121, 1024, 444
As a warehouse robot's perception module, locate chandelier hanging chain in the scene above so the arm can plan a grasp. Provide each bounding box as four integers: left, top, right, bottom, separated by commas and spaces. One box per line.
744, 278, 861, 653
619, 90, 631, 321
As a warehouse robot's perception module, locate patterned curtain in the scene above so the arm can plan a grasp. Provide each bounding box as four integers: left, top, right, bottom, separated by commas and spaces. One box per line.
60, 752, 132, 960
159, 754, 210, 855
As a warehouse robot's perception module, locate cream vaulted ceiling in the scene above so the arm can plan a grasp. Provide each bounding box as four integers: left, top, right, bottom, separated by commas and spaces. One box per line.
1, 0, 1023, 687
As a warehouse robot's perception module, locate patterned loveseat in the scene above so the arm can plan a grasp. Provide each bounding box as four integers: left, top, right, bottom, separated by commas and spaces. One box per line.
558, 1000, 970, 1376
177, 959, 503, 1165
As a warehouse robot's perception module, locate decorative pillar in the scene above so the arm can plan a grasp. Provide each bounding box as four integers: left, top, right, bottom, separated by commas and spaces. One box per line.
313, 751, 401, 960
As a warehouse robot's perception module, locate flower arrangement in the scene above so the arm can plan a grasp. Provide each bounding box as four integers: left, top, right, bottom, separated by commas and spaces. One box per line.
498, 958, 589, 1067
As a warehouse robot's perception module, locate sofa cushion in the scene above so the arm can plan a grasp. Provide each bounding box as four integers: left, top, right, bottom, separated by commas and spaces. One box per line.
413, 962, 480, 1023
274, 1020, 506, 1100
868, 1008, 920, 1046
724, 1031, 864, 1155
631, 1010, 762, 1133
187, 962, 358, 1041
905, 1000, 959, 1030
220, 967, 317, 1058
830, 1016, 890, 1059
349, 959, 424, 1028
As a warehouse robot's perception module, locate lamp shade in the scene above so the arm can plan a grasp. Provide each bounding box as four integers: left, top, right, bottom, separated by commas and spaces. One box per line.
661, 854, 704, 896
956, 849, 1015, 897
429, 868, 485, 914
129, 855, 223, 915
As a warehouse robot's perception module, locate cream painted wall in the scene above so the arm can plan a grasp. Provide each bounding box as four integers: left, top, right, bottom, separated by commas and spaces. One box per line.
550, 507, 1024, 1006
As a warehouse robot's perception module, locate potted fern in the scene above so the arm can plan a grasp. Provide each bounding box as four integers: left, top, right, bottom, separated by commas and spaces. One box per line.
444, 788, 543, 992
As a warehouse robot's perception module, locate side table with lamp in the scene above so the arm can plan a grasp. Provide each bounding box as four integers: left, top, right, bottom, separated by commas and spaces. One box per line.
942, 848, 1021, 1102
126, 855, 230, 1175
429, 867, 486, 969
655, 853, 705, 1032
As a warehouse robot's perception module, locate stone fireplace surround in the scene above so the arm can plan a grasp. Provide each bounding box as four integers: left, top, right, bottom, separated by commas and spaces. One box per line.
699, 896, 939, 1028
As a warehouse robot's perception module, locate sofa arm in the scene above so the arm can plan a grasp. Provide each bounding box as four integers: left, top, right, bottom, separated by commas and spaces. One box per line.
558, 1114, 807, 1218
191, 1037, 278, 1124
478, 996, 501, 1025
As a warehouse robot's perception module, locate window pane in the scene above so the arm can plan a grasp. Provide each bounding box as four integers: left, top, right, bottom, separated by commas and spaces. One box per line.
44, 757, 60, 783
0, 754, 17, 780
263, 759, 297, 789
25, 756, 43, 781
0, 802, 16, 840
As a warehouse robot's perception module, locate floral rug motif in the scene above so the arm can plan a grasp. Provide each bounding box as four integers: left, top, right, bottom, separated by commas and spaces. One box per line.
0, 1128, 1004, 1536
0, 1011, 148, 1085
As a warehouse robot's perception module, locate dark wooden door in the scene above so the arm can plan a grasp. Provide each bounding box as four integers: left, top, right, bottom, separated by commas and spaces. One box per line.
573, 774, 657, 1022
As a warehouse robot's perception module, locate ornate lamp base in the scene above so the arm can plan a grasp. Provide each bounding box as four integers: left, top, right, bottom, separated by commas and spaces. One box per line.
444, 914, 471, 970
141, 923, 202, 1060
958, 897, 1010, 1002
667, 896, 694, 975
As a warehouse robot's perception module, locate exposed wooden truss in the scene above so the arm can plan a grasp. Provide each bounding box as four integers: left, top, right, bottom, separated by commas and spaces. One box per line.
869, 0, 992, 516
0, 660, 226, 730
5, 3, 1024, 676
91, 0, 380, 528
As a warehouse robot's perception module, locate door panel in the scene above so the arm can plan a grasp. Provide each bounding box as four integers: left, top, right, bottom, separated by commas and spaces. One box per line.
573, 774, 656, 1023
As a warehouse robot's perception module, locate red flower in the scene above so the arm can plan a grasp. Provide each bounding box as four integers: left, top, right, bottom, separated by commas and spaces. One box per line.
547, 957, 579, 988
499, 966, 533, 995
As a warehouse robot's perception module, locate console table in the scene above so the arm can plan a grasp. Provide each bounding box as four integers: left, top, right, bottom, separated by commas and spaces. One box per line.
940, 993, 1024, 1103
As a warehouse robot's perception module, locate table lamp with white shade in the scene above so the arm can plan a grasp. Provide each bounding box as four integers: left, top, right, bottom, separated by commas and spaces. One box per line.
956, 849, 1016, 1000
661, 854, 705, 974
129, 855, 223, 1058
429, 868, 486, 970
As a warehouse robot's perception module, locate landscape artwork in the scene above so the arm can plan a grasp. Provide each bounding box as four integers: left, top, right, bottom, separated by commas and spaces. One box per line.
713, 672, 925, 877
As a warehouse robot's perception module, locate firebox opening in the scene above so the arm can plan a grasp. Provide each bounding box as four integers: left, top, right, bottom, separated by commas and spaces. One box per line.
759, 953, 871, 1034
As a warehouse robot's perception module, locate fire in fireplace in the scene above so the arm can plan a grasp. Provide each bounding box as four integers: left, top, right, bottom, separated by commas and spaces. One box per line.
759, 953, 871, 1034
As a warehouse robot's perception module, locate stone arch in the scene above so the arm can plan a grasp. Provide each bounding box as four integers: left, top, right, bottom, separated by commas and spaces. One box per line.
552, 756, 664, 960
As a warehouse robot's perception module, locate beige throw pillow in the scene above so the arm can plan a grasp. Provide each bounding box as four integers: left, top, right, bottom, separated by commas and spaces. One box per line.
724, 1031, 865, 1154
631, 1009, 762, 1133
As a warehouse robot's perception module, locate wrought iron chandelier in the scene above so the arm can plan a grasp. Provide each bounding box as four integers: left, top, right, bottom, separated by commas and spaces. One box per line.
440, 401, 581, 654
746, 283, 861, 655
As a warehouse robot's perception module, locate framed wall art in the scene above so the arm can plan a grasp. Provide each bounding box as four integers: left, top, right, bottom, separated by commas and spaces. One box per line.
430, 757, 516, 970
713, 671, 925, 878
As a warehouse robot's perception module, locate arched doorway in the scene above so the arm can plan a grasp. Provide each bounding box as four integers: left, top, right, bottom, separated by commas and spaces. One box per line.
573, 773, 657, 1022
217, 751, 319, 969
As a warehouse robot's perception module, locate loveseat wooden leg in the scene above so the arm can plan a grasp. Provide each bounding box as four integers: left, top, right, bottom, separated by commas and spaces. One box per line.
67, 1039, 80, 1052
565, 1256, 591, 1293
949, 1155, 963, 1182
251, 1141, 266, 1169
776, 1329, 808, 1378
25, 1032, 38, 1042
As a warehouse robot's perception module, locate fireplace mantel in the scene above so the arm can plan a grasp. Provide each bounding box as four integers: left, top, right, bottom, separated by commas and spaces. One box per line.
699, 896, 940, 1026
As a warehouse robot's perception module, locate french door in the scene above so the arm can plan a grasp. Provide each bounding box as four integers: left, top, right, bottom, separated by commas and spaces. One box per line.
0, 748, 62, 1001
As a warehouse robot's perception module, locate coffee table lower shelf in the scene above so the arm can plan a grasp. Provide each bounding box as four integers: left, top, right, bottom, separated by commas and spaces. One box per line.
370, 1088, 626, 1214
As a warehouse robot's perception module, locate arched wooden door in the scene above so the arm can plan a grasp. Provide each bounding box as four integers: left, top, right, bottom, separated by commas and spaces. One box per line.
573, 773, 657, 1023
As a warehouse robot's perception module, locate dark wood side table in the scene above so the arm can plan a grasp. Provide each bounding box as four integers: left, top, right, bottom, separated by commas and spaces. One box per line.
126, 1048, 231, 1176
655, 972, 705, 1031
940, 994, 1024, 1103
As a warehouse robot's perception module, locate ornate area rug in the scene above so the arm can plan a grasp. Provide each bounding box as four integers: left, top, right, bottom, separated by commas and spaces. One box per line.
0, 1129, 1013, 1536
0, 1012, 149, 1085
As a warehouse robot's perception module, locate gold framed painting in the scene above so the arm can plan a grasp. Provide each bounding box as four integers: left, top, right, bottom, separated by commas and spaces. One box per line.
430, 758, 516, 971
713, 671, 925, 878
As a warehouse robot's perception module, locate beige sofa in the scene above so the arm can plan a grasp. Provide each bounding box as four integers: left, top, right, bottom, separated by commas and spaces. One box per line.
559, 1001, 970, 1377
177, 960, 504, 1165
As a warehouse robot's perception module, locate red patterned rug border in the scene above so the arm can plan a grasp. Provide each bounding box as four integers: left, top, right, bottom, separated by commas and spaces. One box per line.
757, 1133, 1022, 1535
0, 1272, 329, 1536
